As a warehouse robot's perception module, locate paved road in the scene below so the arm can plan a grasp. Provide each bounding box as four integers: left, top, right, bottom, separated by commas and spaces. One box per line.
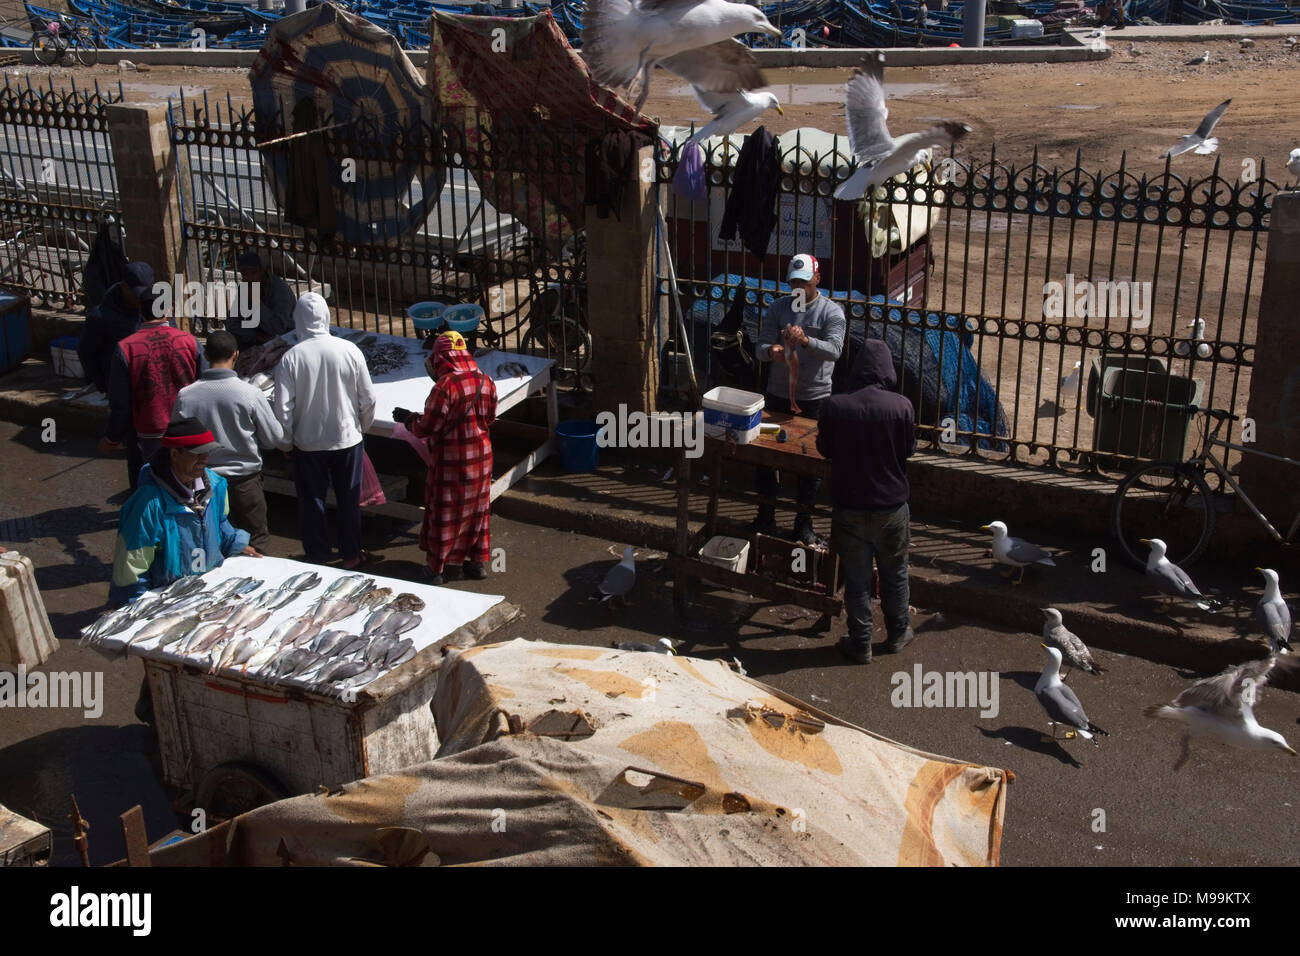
0, 420, 1296, 866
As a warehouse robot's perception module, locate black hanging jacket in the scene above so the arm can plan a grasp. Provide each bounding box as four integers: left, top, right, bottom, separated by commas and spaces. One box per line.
718, 127, 781, 260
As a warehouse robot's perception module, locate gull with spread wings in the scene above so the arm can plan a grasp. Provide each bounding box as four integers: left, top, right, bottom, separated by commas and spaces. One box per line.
834, 52, 971, 201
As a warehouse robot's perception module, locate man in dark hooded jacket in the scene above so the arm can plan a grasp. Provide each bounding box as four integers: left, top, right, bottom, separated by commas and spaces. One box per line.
816, 339, 916, 664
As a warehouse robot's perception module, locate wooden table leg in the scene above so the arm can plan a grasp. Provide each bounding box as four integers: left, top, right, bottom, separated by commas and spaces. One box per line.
674, 447, 691, 617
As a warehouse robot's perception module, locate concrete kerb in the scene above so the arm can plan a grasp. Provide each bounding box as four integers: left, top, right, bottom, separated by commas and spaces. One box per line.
0, 358, 1273, 680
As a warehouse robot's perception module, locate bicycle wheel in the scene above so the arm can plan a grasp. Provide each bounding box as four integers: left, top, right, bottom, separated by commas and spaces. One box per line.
1110, 461, 1215, 571
73, 30, 98, 66
32, 33, 60, 66
521, 315, 592, 386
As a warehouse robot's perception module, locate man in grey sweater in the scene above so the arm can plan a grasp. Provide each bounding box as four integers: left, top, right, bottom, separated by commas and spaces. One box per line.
173, 330, 284, 552
753, 253, 846, 544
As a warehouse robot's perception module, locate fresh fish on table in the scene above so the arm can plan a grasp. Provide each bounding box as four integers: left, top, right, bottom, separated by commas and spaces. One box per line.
251, 587, 302, 612
125, 593, 168, 621
244, 643, 280, 674
384, 638, 416, 669
357, 587, 393, 609
153, 614, 204, 652
200, 601, 240, 623
207, 576, 264, 602
782, 325, 801, 415
323, 574, 374, 602
361, 607, 395, 637
316, 658, 369, 686
374, 610, 420, 638
80, 605, 137, 643
181, 622, 227, 656
333, 634, 371, 660
279, 571, 323, 593
212, 635, 258, 673
160, 575, 207, 602
364, 635, 397, 667
495, 360, 530, 379
388, 592, 426, 613
309, 598, 363, 628
336, 666, 382, 692
223, 604, 271, 635
120, 612, 190, 652
310, 629, 352, 657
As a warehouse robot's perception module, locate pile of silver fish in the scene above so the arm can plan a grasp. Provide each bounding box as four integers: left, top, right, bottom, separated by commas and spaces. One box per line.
80, 570, 430, 697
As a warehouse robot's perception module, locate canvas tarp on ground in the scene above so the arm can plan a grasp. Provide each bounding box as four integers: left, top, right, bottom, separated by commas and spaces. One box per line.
151, 639, 1009, 866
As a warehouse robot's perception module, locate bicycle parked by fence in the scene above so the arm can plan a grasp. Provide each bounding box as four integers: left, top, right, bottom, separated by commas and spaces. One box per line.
1109, 407, 1300, 570
31, 18, 99, 67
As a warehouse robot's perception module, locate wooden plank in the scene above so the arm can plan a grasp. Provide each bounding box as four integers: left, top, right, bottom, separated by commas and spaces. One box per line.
490, 436, 556, 502
0, 804, 51, 867
669, 554, 843, 615
120, 806, 151, 868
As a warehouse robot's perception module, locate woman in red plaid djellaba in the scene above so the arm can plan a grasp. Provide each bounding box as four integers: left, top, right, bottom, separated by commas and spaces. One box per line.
394, 331, 498, 585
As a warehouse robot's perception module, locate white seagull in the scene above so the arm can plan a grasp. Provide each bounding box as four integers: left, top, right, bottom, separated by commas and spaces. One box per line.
1185, 49, 1210, 66
1035, 644, 1109, 744
585, 0, 781, 113
1060, 360, 1081, 401
1146, 655, 1298, 762
834, 51, 971, 201
1173, 317, 1212, 359
1287, 148, 1300, 179
1254, 568, 1292, 655
660, 46, 784, 147
982, 520, 1056, 585
595, 545, 637, 605
1162, 99, 1230, 158
1139, 538, 1221, 613
1042, 607, 1105, 678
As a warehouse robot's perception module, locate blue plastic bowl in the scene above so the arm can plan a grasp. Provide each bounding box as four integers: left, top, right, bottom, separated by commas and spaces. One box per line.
443, 303, 484, 334
407, 301, 447, 331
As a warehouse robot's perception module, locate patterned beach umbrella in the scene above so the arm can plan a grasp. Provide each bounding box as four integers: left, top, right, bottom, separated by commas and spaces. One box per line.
249, 1, 441, 244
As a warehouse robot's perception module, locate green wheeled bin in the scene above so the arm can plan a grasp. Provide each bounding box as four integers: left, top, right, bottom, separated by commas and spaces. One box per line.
1090, 360, 1205, 463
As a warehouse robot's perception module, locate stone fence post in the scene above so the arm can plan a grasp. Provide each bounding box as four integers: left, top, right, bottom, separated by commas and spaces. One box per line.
1239, 190, 1300, 529
586, 144, 661, 418
105, 103, 189, 310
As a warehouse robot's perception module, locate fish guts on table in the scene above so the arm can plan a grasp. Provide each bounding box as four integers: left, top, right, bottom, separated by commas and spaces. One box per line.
81, 570, 426, 697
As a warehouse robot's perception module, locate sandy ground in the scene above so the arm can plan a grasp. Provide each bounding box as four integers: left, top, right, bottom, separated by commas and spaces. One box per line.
16, 37, 1300, 175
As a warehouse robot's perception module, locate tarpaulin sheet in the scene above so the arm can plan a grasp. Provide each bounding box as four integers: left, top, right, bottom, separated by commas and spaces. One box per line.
152, 639, 1009, 866
426, 10, 656, 255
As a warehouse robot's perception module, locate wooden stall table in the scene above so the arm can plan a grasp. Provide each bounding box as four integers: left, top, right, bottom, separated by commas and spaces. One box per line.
670, 412, 842, 627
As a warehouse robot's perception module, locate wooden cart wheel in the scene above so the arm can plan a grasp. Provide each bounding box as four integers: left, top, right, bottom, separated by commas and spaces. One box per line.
194, 761, 290, 821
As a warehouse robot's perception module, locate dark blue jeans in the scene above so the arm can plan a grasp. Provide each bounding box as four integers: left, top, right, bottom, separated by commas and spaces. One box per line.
292, 442, 363, 564
833, 502, 911, 648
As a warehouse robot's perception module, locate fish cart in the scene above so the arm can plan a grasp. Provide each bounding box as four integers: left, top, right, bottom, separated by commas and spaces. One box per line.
88, 556, 521, 818
671, 412, 843, 627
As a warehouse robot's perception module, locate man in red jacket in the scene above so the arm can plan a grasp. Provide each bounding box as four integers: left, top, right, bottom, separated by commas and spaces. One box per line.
99, 290, 200, 490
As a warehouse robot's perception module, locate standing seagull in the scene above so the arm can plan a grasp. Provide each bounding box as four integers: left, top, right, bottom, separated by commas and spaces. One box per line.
1139, 538, 1221, 612
1254, 567, 1292, 655
594, 546, 637, 606
1035, 644, 1109, 744
1041, 607, 1104, 678
982, 520, 1056, 585
585, 0, 781, 113
1173, 317, 1212, 359
1146, 655, 1297, 763
834, 52, 971, 201
1185, 49, 1210, 66
1287, 148, 1300, 179
1162, 99, 1230, 158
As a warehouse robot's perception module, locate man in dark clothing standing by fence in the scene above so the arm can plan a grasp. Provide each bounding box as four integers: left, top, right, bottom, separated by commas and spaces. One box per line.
77, 261, 154, 393
816, 339, 916, 664
99, 292, 200, 490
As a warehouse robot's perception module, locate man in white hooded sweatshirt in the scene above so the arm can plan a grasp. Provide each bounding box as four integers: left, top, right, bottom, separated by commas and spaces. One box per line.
273, 293, 377, 567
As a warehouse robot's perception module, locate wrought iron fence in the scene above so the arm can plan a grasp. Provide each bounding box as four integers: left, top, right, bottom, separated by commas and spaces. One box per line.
169, 92, 594, 387
0, 74, 125, 310
655, 131, 1278, 476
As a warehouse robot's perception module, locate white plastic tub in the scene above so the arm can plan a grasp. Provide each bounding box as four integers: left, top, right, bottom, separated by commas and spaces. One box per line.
700, 535, 750, 573
702, 386, 764, 443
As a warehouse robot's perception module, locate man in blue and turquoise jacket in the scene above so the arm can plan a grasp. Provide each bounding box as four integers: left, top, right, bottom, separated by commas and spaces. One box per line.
109, 416, 261, 607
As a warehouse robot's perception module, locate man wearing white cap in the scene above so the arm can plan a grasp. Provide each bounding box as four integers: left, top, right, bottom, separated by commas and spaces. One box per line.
752, 253, 846, 544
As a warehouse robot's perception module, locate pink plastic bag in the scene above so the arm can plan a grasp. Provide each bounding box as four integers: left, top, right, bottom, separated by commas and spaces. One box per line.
359, 451, 387, 509
393, 421, 432, 467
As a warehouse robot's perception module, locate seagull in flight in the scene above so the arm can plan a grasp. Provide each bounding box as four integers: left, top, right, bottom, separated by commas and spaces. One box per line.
834, 51, 971, 201
585, 0, 781, 113
1146, 655, 1298, 765
1163, 99, 1230, 158
659, 45, 784, 147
